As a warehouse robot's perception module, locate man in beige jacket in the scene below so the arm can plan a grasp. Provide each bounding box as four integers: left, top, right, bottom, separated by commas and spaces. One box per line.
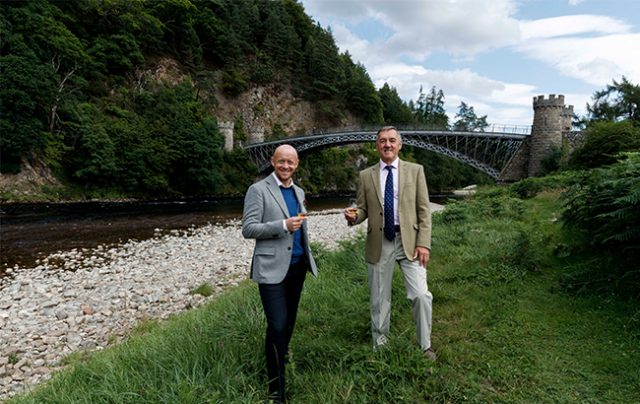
344, 126, 436, 360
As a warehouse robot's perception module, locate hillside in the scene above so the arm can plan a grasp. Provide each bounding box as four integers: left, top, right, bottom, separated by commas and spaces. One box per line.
0, 0, 380, 200
1, 0, 500, 202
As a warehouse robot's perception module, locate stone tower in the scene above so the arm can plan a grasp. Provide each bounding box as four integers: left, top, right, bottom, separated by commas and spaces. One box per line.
219, 121, 235, 151
528, 94, 573, 176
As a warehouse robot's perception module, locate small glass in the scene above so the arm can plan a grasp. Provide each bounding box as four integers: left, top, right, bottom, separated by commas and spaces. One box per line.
347, 198, 358, 216
298, 200, 308, 219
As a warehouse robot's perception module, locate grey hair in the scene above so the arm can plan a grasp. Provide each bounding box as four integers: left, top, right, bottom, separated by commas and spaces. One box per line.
376, 126, 402, 139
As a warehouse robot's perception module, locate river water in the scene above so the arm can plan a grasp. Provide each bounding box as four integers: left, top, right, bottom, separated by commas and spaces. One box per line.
0, 195, 452, 276
0, 196, 355, 274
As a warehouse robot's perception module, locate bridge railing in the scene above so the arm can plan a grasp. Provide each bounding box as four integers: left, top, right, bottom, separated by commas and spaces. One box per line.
296, 124, 531, 137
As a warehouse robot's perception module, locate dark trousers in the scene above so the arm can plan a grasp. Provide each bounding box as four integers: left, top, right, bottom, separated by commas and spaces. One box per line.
258, 258, 308, 401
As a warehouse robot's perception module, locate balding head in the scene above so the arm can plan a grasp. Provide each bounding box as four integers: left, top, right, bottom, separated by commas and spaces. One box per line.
271, 144, 299, 186
273, 144, 298, 160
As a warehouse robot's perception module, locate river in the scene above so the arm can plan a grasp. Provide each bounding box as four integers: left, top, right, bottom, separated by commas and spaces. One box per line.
0, 196, 357, 274
0, 195, 452, 276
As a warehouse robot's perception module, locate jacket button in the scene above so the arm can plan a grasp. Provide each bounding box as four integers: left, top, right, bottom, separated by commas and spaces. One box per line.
287, 247, 291, 250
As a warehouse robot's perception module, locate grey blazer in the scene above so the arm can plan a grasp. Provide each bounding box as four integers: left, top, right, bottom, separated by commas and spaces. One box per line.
242, 174, 318, 284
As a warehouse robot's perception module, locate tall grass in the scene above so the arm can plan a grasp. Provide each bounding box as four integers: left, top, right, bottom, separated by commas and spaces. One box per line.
10, 191, 640, 403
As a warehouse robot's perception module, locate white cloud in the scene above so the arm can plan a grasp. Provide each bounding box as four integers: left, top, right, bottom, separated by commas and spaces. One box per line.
368, 63, 541, 123
305, 0, 521, 61
330, 24, 372, 59
370, 64, 505, 101
301, 0, 638, 126
517, 34, 640, 85
520, 15, 631, 40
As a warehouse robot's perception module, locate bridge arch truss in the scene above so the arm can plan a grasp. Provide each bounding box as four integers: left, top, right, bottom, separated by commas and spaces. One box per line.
244, 130, 528, 179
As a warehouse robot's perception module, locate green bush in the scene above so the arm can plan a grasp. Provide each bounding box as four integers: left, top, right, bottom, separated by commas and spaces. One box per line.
508, 171, 582, 199
568, 120, 640, 169
221, 68, 248, 97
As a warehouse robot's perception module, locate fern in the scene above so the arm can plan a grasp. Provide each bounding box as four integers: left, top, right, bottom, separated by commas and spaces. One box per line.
561, 152, 640, 258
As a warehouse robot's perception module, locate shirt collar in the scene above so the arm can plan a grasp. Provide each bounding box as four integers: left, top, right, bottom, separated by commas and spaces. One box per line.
379, 158, 399, 170
272, 172, 294, 188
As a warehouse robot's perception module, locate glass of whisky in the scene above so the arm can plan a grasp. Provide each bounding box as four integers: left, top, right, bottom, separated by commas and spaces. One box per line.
346, 198, 358, 219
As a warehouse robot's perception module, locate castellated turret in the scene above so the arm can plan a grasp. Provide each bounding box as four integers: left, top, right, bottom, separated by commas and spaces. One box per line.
219, 121, 235, 151
528, 94, 574, 176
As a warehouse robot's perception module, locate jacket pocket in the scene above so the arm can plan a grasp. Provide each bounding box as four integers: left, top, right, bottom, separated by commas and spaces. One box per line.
255, 247, 275, 256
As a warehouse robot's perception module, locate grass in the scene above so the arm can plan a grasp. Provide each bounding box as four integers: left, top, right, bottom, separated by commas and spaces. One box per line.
190, 282, 214, 297
9, 191, 640, 403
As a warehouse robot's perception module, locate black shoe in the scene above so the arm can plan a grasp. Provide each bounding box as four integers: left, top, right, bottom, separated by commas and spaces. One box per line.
267, 392, 286, 404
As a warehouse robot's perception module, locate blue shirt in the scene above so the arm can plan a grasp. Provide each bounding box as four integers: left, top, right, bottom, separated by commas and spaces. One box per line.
279, 186, 305, 263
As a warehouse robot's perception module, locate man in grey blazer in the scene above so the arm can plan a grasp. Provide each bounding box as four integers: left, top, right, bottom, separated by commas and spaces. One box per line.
242, 144, 317, 403
344, 126, 436, 360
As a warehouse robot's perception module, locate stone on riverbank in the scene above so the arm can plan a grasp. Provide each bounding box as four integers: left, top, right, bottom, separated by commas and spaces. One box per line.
0, 209, 365, 399
0, 205, 443, 400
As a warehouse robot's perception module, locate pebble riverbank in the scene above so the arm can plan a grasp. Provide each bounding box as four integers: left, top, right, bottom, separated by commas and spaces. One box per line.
0, 206, 442, 400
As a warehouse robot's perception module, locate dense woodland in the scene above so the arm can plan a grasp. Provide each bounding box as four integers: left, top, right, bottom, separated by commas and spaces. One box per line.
1, 1, 639, 200
1, 0, 494, 199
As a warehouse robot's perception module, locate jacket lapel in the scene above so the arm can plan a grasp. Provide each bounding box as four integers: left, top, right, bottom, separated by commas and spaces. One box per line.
265, 175, 290, 217
371, 164, 383, 207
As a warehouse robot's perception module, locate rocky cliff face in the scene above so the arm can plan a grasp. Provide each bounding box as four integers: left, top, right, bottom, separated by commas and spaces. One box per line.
153, 57, 359, 139
0, 157, 61, 200
213, 84, 361, 140
215, 85, 316, 137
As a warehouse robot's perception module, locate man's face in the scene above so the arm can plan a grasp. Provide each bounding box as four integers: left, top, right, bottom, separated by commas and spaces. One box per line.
376, 129, 402, 164
271, 146, 299, 184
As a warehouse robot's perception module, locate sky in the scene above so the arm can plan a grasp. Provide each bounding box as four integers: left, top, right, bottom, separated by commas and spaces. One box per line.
299, 0, 640, 127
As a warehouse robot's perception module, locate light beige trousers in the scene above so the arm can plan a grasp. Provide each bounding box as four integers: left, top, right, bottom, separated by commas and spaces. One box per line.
367, 232, 433, 350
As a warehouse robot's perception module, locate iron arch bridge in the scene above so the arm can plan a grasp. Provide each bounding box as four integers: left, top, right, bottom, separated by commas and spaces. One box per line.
244, 127, 530, 179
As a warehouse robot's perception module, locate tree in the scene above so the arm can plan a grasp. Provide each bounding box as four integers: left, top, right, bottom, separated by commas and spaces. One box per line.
379, 83, 413, 125
0, 55, 56, 172
586, 76, 640, 123
453, 101, 488, 132
414, 86, 448, 129
88, 33, 144, 77
263, 3, 302, 73
305, 25, 341, 99
194, 5, 242, 66
0, 0, 397, 199
0, 0, 87, 172
150, 0, 202, 68
340, 54, 383, 124
65, 103, 117, 185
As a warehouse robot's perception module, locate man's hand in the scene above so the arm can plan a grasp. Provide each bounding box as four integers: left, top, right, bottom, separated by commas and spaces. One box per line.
413, 246, 430, 267
343, 207, 357, 223
285, 216, 305, 232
